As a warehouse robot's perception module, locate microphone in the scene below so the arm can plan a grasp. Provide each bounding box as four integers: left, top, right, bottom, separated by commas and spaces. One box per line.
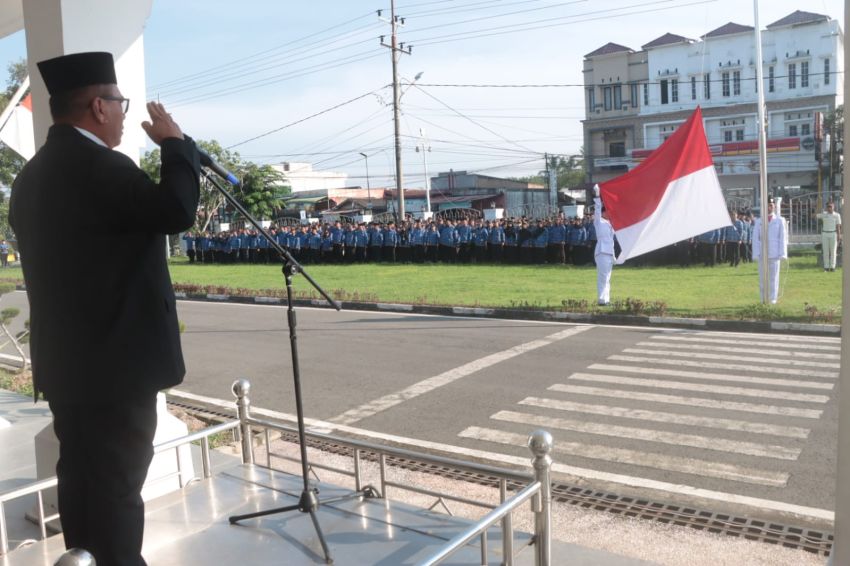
196, 145, 240, 186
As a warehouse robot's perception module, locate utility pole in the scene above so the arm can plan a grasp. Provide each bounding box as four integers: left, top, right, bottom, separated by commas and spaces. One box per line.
416, 128, 432, 214
545, 153, 558, 210
379, 1, 412, 222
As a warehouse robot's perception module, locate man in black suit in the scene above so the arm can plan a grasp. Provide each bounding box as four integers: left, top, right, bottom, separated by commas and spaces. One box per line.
9, 52, 200, 565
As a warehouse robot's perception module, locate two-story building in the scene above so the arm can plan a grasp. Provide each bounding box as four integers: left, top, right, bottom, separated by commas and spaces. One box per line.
582, 10, 843, 204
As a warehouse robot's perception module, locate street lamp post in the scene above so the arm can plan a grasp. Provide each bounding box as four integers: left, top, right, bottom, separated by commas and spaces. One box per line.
416, 128, 431, 215
359, 152, 372, 211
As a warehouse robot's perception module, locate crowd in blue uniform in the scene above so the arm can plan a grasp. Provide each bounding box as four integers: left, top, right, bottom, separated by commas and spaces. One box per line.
693, 210, 752, 267
182, 215, 601, 266
181, 210, 756, 267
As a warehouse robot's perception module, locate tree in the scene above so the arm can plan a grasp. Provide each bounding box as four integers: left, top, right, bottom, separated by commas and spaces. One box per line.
235, 162, 289, 222
0, 59, 28, 239
546, 153, 586, 189
141, 139, 243, 233
512, 150, 586, 190
0, 59, 28, 186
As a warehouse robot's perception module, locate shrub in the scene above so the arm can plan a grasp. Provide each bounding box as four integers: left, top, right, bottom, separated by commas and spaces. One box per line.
738, 303, 784, 321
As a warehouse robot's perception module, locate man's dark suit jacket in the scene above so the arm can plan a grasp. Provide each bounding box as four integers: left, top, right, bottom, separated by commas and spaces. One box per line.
10, 124, 200, 403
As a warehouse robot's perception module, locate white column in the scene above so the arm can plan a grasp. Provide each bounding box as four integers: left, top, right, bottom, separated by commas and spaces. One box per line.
833, 6, 850, 565
21, 0, 153, 164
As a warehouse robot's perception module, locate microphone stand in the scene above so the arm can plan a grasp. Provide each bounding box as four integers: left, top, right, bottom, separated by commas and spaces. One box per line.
200, 169, 374, 564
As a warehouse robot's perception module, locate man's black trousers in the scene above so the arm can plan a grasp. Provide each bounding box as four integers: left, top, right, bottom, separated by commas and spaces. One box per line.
49, 396, 157, 566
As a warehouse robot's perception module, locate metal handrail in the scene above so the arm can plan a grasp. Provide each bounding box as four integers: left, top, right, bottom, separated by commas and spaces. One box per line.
0, 419, 240, 555
416, 480, 541, 566
231, 379, 554, 566
244, 414, 533, 484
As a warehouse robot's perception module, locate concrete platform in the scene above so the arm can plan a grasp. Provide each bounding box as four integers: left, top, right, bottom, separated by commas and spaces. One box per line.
2, 461, 655, 565
0, 388, 656, 565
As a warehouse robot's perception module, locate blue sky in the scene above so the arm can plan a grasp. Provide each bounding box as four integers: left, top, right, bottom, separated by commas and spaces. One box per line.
0, 0, 844, 186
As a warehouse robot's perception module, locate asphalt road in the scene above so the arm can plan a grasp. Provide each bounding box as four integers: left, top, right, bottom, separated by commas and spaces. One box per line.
2, 291, 840, 527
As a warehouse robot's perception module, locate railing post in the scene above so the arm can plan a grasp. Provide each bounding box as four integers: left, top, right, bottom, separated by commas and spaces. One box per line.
54, 548, 95, 565
232, 379, 254, 465
529, 430, 553, 566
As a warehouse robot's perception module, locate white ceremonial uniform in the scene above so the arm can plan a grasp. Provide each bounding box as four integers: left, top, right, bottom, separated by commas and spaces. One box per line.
751, 212, 787, 304
593, 196, 615, 305
816, 210, 841, 270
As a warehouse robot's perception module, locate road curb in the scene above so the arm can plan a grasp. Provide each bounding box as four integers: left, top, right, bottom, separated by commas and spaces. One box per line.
172, 291, 841, 337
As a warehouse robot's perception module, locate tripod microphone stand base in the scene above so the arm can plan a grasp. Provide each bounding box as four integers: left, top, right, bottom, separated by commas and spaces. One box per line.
229, 484, 381, 564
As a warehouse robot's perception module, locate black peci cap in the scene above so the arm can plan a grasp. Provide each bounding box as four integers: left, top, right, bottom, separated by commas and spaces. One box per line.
37, 52, 117, 95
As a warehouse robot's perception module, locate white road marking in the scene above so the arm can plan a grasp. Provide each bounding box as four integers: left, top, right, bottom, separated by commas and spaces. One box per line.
589, 363, 834, 391
491, 410, 801, 460
637, 341, 840, 360
657, 331, 840, 346
519, 397, 809, 438
459, 426, 790, 487
569, 373, 829, 404
548, 383, 822, 419
169, 387, 835, 523
608, 355, 838, 379
327, 325, 592, 425
623, 348, 840, 369
652, 333, 841, 352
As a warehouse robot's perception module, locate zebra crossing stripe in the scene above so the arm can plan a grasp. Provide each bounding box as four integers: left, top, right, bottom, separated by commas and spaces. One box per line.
490, 410, 801, 460
608, 355, 838, 379
519, 397, 809, 439
548, 383, 822, 419
327, 325, 592, 425
459, 426, 790, 487
589, 363, 833, 390
636, 341, 840, 360
679, 330, 839, 342
654, 334, 840, 349
623, 348, 840, 369
569, 373, 829, 403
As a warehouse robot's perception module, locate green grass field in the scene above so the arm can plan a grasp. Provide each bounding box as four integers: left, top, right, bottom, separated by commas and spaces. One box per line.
0, 251, 840, 321
167, 250, 839, 321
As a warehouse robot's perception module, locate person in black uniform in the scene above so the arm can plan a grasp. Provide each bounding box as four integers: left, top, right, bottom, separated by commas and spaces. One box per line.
9, 52, 200, 566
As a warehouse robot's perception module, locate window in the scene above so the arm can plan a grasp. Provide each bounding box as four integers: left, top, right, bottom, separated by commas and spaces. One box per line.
613, 85, 622, 110
788, 63, 796, 89
704, 73, 711, 99
660, 79, 669, 104
643, 83, 649, 105
789, 124, 798, 136
801, 123, 810, 136
769, 66, 774, 92
691, 77, 697, 100
671, 79, 678, 102
609, 142, 626, 157
735, 129, 744, 141
825, 58, 831, 85
801, 61, 809, 87
587, 87, 595, 113
724, 130, 732, 142
603, 86, 612, 111
733, 71, 741, 95
630, 83, 639, 107
722, 72, 730, 97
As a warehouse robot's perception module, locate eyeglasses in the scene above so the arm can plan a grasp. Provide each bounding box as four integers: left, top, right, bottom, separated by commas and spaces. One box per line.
100, 96, 130, 114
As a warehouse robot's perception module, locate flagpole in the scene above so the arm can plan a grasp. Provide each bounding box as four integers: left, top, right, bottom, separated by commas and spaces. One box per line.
753, 0, 770, 303
0, 76, 29, 132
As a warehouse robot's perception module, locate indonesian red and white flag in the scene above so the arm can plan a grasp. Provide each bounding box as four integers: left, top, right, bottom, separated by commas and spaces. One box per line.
599, 106, 729, 264
0, 92, 34, 160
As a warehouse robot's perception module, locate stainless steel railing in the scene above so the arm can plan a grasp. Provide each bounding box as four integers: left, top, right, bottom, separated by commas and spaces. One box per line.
231, 379, 553, 566
0, 419, 239, 555
3, 381, 553, 566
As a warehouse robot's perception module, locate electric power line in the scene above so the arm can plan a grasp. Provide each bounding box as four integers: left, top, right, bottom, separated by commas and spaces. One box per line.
226, 86, 391, 149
